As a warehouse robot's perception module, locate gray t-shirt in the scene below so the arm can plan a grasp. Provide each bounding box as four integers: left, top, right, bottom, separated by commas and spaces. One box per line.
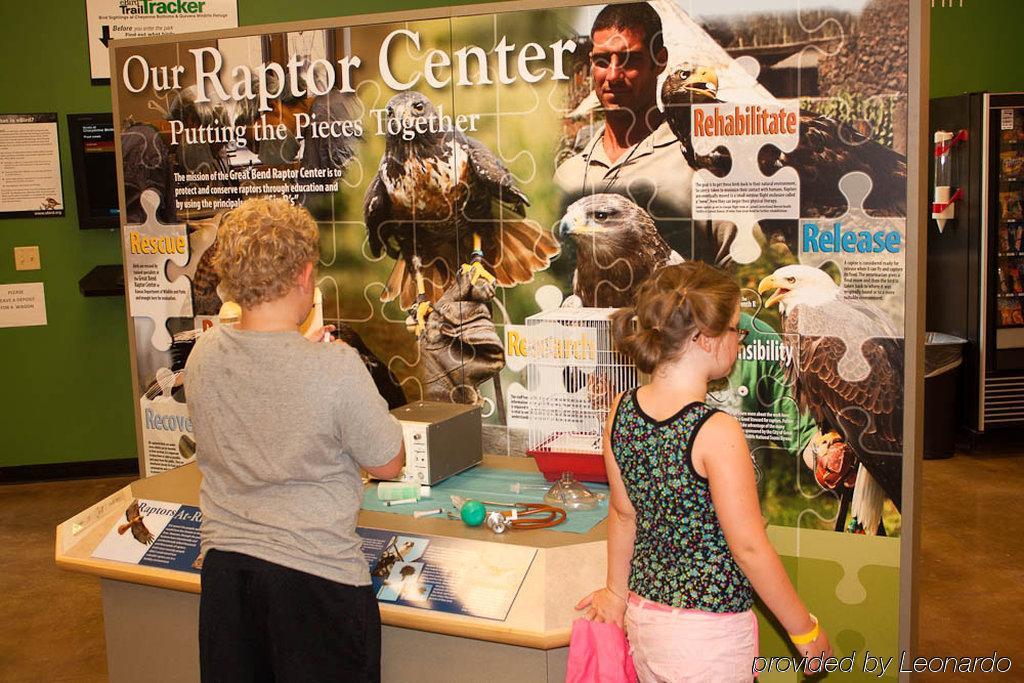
184, 325, 403, 585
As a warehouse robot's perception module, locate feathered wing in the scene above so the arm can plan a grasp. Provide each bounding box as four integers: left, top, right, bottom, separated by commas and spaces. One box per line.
125, 500, 140, 523
642, 225, 675, 267
364, 173, 393, 260
119, 500, 155, 544
484, 210, 560, 289
131, 519, 155, 545
784, 306, 904, 510
574, 256, 638, 307
760, 112, 908, 217
464, 137, 529, 212
365, 173, 428, 307
463, 137, 559, 288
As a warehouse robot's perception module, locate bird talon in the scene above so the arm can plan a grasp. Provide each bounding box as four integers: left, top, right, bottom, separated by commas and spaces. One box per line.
408, 300, 433, 337
817, 430, 843, 448
460, 260, 495, 285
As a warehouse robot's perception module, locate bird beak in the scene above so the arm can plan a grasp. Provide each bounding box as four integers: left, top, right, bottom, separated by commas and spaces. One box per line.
560, 219, 603, 237
685, 86, 717, 103
558, 217, 573, 238
757, 275, 788, 308
681, 67, 720, 103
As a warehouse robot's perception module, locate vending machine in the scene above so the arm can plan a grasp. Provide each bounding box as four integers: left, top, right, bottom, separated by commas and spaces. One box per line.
928, 93, 1024, 434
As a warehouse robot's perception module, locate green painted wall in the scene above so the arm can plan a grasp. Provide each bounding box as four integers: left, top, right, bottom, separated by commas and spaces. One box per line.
930, 0, 1024, 99
0, 3, 136, 467
1, 1, 1019, 468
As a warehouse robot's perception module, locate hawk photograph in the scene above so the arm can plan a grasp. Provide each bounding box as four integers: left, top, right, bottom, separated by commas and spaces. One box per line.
364, 92, 560, 312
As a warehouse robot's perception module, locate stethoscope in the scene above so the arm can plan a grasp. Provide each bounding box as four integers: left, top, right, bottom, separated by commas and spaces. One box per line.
483, 504, 567, 533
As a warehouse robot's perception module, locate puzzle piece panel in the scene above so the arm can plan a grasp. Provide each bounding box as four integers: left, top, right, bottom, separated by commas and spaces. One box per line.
799, 171, 907, 337
691, 99, 801, 264
123, 190, 193, 351
756, 527, 900, 681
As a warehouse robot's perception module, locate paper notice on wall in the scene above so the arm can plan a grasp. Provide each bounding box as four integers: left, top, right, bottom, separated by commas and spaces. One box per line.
85, 0, 238, 80
359, 528, 535, 621
0, 114, 63, 218
92, 498, 203, 573
0, 282, 47, 328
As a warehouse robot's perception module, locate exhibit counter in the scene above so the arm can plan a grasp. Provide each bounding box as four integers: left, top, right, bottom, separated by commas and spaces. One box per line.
56, 454, 902, 683
55, 455, 606, 683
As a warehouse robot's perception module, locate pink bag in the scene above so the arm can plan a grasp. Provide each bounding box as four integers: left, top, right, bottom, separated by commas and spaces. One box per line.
565, 618, 638, 683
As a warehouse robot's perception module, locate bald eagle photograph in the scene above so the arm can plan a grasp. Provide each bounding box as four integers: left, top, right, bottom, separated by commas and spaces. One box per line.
759, 264, 903, 534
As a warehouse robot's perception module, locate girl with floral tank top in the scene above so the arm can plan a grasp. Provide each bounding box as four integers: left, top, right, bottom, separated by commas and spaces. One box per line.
576, 262, 832, 682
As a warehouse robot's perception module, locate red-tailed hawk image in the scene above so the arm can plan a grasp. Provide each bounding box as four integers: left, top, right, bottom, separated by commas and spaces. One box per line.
117, 500, 155, 545
363, 92, 559, 322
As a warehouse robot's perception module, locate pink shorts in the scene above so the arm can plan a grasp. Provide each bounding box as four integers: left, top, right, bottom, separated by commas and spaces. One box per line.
624, 593, 759, 683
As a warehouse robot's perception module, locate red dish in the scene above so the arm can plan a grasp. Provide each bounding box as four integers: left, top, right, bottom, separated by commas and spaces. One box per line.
528, 432, 608, 482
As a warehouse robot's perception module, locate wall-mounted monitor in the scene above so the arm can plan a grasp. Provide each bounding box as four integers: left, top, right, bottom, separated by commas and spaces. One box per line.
67, 113, 119, 229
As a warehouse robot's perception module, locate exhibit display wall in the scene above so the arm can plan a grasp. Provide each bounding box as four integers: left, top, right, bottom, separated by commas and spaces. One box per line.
112, 0, 911, 528
105, 0, 925, 674
0, 0, 1017, 472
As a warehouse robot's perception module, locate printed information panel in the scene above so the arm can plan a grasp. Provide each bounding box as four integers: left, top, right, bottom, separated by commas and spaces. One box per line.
359, 527, 536, 621
0, 114, 63, 218
92, 498, 203, 573
85, 0, 238, 80
89, 502, 535, 623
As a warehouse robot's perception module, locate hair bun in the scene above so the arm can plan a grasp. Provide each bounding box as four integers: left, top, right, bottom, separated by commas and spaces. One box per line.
610, 261, 740, 374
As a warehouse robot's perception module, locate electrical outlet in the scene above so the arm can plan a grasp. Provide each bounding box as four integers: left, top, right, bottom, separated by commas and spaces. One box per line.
14, 246, 41, 271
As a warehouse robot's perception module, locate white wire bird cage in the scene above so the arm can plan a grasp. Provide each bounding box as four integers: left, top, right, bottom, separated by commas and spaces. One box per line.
524, 307, 639, 482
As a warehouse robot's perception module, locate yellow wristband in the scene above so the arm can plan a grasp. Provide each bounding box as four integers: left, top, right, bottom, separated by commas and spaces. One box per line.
789, 614, 819, 645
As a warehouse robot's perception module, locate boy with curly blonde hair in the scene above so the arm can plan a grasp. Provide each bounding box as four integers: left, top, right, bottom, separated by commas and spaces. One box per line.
184, 197, 404, 682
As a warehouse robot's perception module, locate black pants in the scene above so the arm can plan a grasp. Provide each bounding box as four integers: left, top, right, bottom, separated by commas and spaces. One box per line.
199, 549, 381, 683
